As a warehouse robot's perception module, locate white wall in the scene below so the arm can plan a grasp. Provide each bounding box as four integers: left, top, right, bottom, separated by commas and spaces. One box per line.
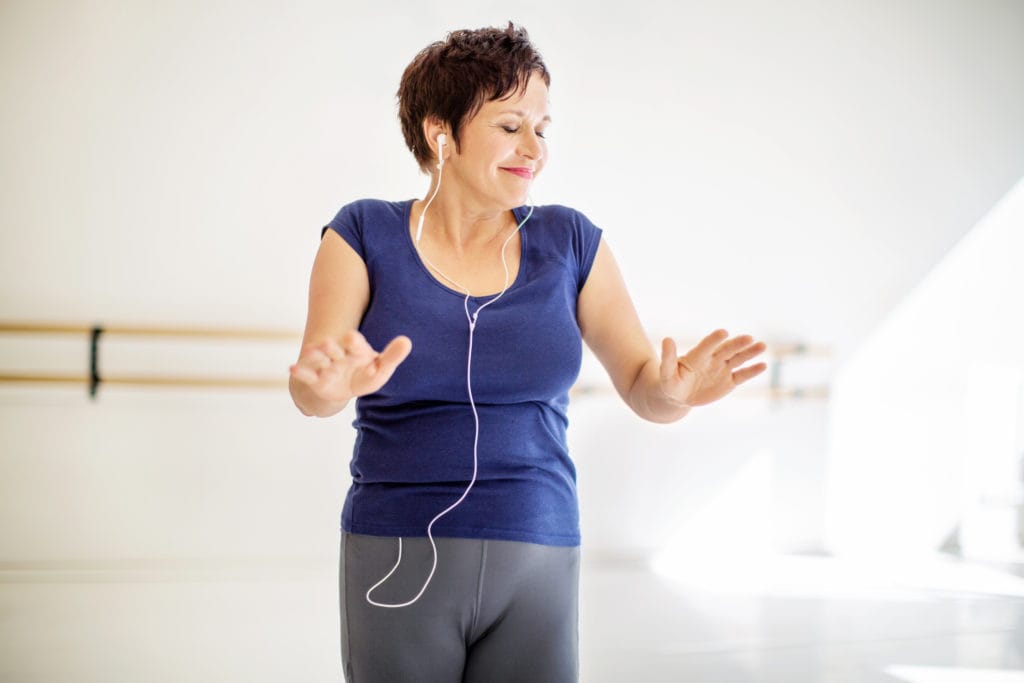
0, 387, 349, 569
1, 0, 1023, 575
825, 179, 1024, 559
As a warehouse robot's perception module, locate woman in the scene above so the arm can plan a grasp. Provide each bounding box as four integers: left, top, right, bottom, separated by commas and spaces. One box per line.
289, 23, 766, 683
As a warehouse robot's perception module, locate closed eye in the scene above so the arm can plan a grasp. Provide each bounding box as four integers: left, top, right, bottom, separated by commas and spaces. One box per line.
501, 125, 547, 139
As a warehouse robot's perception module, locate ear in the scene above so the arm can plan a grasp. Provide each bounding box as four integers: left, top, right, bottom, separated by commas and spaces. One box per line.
421, 118, 449, 166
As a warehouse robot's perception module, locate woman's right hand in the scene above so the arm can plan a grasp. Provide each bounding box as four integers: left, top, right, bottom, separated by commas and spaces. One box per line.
289, 330, 413, 404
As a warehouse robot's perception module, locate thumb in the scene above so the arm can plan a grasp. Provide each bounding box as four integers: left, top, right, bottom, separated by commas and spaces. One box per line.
660, 337, 679, 384
374, 335, 413, 375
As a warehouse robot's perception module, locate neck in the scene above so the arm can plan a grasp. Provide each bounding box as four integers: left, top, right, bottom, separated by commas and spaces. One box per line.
415, 177, 521, 250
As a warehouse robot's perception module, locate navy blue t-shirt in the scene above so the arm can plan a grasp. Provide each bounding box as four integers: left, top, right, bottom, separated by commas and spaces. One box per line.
323, 198, 602, 546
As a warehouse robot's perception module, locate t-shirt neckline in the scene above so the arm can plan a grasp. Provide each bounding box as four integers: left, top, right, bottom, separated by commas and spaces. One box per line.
402, 198, 528, 301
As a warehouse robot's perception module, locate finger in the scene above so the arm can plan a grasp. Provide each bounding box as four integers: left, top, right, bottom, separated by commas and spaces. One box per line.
733, 362, 768, 385
691, 329, 729, 357
341, 330, 376, 357
289, 362, 319, 385
373, 335, 413, 376
321, 338, 346, 362
297, 348, 331, 371
660, 337, 679, 383
715, 335, 755, 359
726, 341, 767, 367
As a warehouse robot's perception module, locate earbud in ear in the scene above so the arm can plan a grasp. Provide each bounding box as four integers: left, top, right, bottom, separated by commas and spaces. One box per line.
436, 134, 446, 169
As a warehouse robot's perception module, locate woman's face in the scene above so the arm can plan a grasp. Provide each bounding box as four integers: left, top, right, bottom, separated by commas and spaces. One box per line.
445, 72, 550, 210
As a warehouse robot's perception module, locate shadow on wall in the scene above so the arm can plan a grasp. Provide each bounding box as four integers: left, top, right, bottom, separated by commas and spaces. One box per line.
825, 178, 1024, 562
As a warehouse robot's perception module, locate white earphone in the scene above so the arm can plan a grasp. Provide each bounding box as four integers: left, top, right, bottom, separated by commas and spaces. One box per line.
436, 133, 446, 169
415, 133, 447, 244
367, 129, 535, 609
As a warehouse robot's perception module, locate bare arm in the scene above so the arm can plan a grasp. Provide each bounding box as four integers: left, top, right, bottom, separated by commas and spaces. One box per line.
577, 239, 767, 423
289, 229, 411, 417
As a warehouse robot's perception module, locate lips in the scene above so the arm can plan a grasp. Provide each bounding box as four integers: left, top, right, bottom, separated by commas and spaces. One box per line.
501, 167, 534, 179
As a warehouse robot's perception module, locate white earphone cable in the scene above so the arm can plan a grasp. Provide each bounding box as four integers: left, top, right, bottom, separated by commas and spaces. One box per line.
366, 145, 534, 608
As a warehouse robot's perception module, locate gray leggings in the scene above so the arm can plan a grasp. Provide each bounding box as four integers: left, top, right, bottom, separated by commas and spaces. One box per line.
339, 532, 580, 682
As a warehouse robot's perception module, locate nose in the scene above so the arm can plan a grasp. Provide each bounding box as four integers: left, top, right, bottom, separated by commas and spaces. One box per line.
518, 128, 545, 162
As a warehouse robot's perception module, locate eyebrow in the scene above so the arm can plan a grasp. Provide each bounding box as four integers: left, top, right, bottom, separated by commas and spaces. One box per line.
498, 109, 552, 123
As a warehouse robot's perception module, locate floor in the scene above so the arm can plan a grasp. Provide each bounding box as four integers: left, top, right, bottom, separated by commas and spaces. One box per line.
0, 553, 1022, 682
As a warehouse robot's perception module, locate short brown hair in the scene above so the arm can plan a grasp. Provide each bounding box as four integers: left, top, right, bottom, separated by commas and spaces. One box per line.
397, 22, 550, 173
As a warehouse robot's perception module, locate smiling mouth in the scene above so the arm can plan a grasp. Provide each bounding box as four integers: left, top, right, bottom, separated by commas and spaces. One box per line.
501, 167, 534, 179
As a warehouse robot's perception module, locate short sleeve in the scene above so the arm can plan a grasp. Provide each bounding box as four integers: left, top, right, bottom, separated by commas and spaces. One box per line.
321, 202, 366, 260
570, 209, 603, 291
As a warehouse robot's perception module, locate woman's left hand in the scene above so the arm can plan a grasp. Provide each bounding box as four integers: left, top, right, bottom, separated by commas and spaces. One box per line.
659, 329, 768, 407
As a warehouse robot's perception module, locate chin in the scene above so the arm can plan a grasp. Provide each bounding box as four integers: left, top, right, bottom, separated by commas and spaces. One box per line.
481, 181, 532, 210
512, 188, 532, 206
490, 193, 529, 211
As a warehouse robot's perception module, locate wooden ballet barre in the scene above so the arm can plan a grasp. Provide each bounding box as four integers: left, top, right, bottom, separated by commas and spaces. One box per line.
0, 373, 283, 390
570, 383, 829, 400
0, 320, 299, 398
0, 373, 828, 400
0, 320, 830, 399
767, 342, 831, 358
0, 321, 298, 340
1, 322, 829, 355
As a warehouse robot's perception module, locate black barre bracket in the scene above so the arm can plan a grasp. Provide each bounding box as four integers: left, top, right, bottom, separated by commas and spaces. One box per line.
89, 325, 103, 399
